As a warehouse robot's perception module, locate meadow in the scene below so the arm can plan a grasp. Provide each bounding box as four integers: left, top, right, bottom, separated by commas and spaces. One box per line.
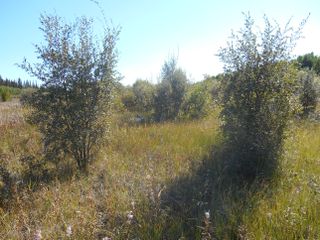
0, 100, 319, 239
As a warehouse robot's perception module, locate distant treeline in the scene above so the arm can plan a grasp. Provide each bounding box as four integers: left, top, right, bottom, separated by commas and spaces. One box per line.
0, 75, 38, 88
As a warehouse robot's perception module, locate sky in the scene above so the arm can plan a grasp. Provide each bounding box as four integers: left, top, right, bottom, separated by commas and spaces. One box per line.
0, 0, 320, 86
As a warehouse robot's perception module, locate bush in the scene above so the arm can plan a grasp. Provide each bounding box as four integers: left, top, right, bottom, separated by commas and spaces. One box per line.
298, 70, 318, 117
132, 79, 155, 114
20, 14, 120, 172
180, 82, 213, 120
120, 87, 136, 112
154, 57, 188, 122
217, 14, 306, 180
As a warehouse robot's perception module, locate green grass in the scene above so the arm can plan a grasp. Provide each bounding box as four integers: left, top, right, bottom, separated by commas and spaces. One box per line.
243, 121, 320, 239
0, 104, 319, 239
0, 86, 22, 102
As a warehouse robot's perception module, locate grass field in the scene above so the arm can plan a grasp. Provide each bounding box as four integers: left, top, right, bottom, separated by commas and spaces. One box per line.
0, 101, 319, 239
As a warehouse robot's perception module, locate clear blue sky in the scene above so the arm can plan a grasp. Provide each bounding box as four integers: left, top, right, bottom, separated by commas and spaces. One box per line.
1, 0, 319, 85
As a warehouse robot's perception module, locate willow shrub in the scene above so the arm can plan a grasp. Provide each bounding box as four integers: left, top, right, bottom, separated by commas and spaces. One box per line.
20, 14, 120, 172
217, 14, 307, 180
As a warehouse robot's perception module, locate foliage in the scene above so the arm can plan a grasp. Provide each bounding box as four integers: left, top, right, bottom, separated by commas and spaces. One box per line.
132, 79, 155, 114
120, 86, 136, 111
2, 9, 320, 240
298, 70, 318, 117
179, 80, 213, 120
217, 14, 306, 179
297, 52, 320, 75
20, 14, 120, 172
119, 79, 156, 123
154, 57, 188, 122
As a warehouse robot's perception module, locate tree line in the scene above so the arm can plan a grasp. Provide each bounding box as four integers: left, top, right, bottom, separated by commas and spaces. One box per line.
297, 52, 320, 74
0, 76, 38, 89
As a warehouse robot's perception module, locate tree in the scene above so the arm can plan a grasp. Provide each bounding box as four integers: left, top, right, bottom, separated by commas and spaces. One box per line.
154, 57, 188, 121
120, 86, 136, 111
299, 70, 318, 117
20, 14, 120, 172
132, 79, 155, 114
314, 59, 320, 75
180, 81, 213, 120
17, 78, 22, 88
297, 52, 317, 70
297, 53, 320, 75
217, 14, 306, 179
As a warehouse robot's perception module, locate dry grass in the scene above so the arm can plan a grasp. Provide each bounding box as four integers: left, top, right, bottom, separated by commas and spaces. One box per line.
0, 102, 319, 239
0, 99, 24, 127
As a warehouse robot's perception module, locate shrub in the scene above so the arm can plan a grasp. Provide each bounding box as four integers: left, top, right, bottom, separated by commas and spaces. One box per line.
20, 14, 120, 172
132, 79, 155, 114
217, 14, 306, 180
298, 70, 318, 117
120, 87, 136, 111
180, 82, 213, 120
154, 57, 188, 122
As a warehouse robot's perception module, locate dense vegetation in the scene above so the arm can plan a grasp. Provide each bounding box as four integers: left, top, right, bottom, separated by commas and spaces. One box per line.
118, 66, 217, 124
1, 12, 320, 240
297, 52, 320, 74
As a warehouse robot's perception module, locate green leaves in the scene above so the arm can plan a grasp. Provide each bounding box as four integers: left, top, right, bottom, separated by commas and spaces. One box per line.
218, 14, 305, 179
20, 14, 120, 172
154, 57, 188, 122
298, 70, 318, 117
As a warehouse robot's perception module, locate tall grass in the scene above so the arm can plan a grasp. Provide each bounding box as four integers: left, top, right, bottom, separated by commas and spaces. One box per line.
0, 86, 21, 102
243, 121, 320, 239
0, 104, 319, 239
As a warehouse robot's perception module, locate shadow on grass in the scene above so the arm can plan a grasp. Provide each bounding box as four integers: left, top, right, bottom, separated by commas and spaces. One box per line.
0, 154, 76, 209
21, 154, 77, 184
136, 142, 278, 239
